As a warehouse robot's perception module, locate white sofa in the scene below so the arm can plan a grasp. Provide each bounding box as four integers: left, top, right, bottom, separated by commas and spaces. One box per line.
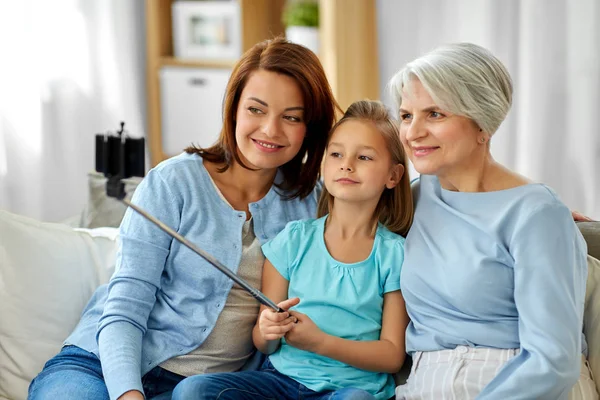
0, 210, 118, 400
1, 210, 599, 400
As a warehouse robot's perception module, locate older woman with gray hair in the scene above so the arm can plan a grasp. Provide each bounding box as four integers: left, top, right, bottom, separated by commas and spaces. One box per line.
391, 43, 598, 399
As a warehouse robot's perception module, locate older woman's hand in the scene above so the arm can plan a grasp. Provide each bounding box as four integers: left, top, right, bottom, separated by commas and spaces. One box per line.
572, 210, 595, 222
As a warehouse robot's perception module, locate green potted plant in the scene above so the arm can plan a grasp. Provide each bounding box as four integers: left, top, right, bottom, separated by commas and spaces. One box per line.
282, 0, 319, 55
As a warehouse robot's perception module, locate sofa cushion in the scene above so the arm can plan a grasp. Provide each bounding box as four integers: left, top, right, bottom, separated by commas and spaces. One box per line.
578, 222, 600, 261
584, 255, 600, 384
0, 211, 118, 400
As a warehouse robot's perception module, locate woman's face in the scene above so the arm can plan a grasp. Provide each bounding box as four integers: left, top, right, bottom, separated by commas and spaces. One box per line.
398, 79, 483, 177
235, 70, 307, 171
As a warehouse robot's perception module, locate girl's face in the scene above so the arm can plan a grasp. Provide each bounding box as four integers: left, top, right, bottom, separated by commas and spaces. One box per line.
398, 79, 483, 177
235, 70, 307, 171
323, 120, 402, 206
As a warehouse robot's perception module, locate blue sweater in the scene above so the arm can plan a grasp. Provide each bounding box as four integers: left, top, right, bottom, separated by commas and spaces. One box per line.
65, 153, 321, 400
401, 175, 588, 399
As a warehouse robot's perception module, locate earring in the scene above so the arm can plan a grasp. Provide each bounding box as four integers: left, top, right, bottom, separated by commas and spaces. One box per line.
480, 137, 486, 143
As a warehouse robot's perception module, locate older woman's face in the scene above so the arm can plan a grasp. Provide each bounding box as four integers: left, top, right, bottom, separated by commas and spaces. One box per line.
398, 79, 482, 177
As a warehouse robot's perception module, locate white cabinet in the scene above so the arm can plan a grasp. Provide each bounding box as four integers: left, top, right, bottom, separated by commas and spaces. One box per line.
159, 67, 231, 156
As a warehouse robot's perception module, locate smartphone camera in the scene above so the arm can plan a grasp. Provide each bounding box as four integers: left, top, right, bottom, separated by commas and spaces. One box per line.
95, 123, 145, 178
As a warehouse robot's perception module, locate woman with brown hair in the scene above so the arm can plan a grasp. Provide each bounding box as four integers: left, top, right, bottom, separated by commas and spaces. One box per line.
28, 37, 339, 400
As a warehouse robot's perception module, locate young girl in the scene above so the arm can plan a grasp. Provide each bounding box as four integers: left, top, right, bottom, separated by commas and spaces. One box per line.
172, 100, 414, 400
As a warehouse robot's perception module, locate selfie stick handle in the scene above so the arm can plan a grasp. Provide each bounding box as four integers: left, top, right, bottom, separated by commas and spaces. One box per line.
120, 197, 284, 313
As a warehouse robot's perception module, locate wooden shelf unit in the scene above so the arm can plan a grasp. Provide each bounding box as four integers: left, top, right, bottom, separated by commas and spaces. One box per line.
159, 57, 237, 69
145, 0, 379, 167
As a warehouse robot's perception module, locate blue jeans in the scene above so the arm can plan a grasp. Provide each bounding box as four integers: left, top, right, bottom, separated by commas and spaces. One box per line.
28, 345, 184, 400
172, 358, 376, 400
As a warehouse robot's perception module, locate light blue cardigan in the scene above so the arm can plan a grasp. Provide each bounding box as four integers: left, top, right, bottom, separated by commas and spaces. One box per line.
65, 152, 321, 400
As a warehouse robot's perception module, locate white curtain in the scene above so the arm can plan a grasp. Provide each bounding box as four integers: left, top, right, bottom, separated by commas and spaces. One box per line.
377, 0, 600, 220
0, 0, 146, 222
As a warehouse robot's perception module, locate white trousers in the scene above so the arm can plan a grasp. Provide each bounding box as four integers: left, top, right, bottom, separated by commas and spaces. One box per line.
396, 346, 599, 400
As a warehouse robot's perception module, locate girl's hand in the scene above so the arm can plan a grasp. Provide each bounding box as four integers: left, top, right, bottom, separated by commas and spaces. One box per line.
285, 311, 326, 353
258, 297, 300, 341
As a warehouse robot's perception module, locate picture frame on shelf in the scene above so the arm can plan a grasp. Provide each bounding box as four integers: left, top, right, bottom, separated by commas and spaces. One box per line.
172, 1, 242, 61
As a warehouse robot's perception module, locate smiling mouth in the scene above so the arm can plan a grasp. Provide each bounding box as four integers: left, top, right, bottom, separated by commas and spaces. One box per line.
412, 146, 439, 156
252, 139, 283, 149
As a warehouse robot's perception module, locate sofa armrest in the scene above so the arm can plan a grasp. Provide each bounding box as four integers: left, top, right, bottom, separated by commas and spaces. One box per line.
584, 255, 600, 389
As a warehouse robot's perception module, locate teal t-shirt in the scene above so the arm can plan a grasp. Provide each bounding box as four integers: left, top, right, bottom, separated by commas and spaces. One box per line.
261, 216, 405, 400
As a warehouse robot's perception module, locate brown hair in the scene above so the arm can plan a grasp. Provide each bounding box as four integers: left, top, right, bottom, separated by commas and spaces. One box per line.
317, 100, 414, 237
185, 37, 340, 199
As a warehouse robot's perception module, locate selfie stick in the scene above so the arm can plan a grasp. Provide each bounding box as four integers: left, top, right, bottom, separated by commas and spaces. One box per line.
102, 124, 284, 313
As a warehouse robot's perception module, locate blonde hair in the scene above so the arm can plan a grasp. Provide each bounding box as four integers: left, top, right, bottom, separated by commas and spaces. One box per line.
317, 100, 413, 237
389, 42, 513, 135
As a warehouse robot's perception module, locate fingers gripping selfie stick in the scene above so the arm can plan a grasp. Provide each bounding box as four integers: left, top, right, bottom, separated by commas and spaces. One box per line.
97, 122, 284, 313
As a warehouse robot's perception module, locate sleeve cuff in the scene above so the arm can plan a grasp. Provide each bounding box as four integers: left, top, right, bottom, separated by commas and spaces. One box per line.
98, 321, 145, 400
383, 282, 401, 293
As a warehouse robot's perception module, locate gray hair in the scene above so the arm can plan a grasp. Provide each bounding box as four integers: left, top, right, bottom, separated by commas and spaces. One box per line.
388, 43, 513, 135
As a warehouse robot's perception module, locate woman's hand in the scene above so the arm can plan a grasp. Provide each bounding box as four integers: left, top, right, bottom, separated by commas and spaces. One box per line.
118, 390, 144, 400
285, 311, 326, 353
258, 297, 300, 341
572, 210, 594, 222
